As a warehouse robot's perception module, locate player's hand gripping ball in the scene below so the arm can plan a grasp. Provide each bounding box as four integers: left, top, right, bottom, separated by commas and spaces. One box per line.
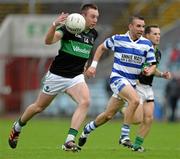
65, 13, 86, 34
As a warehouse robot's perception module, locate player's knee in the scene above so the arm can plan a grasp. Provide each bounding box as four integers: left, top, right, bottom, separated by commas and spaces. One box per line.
144, 115, 154, 124
131, 97, 140, 108
80, 98, 90, 108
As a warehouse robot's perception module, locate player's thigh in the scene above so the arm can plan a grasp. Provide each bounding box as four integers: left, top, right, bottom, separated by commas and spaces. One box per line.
66, 82, 90, 104
119, 85, 139, 103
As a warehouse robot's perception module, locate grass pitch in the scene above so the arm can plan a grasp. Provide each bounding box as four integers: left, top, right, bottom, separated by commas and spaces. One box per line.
1, 118, 180, 159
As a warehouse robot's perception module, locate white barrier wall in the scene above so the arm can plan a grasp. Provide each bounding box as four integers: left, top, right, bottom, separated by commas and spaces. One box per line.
0, 15, 59, 112
0, 15, 59, 57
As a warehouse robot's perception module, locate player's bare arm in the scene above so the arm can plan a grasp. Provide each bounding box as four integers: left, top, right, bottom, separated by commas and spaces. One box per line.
85, 43, 107, 78
155, 69, 172, 79
45, 12, 69, 44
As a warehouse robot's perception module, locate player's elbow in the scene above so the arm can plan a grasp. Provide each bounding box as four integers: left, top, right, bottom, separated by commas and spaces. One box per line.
100, 43, 107, 52
44, 38, 53, 45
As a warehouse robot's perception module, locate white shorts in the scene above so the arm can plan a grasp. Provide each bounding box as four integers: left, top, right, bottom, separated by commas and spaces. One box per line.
42, 71, 85, 95
110, 77, 135, 100
136, 83, 154, 104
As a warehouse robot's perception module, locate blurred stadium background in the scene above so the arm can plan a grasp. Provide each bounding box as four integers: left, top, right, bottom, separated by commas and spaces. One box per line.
0, 0, 179, 121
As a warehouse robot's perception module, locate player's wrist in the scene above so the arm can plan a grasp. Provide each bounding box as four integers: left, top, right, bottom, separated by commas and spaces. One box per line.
91, 60, 98, 68
160, 72, 163, 77
52, 21, 57, 27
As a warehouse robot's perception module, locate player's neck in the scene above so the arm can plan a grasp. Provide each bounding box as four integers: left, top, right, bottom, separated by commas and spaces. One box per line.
129, 32, 139, 41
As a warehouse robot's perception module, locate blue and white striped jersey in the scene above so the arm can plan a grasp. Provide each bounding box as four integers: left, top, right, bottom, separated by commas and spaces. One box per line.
104, 32, 156, 86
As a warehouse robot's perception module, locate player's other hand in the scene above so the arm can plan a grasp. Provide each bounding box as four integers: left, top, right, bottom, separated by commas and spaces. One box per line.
54, 12, 69, 26
85, 67, 96, 78
162, 71, 172, 79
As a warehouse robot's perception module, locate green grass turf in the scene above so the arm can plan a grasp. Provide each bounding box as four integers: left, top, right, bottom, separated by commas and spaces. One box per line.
1, 118, 180, 159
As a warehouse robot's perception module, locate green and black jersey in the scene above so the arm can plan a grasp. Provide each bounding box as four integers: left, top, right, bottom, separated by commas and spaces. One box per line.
138, 48, 161, 86
49, 25, 98, 78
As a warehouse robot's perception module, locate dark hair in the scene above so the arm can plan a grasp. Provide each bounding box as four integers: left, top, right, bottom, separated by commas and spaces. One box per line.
144, 25, 159, 34
128, 15, 144, 24
80, 3, 98, 14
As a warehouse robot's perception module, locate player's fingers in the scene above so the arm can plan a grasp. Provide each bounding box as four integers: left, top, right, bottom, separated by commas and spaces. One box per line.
59, 13, 68, 19
168, 72, 172, 79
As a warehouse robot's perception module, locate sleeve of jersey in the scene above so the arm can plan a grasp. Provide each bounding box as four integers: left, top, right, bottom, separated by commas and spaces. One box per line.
158, 49, 162, 60
56, 25, 66, 36
103, 35, 116, 51
146, 46, 156, 64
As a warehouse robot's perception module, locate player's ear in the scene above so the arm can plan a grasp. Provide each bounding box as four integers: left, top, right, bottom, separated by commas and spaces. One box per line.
128, 23, 132, 30
146, 34, 150, 39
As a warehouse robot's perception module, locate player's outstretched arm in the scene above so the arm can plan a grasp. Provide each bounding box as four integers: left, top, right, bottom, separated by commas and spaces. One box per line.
155, 69, 172, 79
45, 12, 69, 45
85, 43, 107, 78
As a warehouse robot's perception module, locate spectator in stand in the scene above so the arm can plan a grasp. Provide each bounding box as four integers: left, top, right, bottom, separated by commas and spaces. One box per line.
170, 47, 180, 62
165, 75, 180, 122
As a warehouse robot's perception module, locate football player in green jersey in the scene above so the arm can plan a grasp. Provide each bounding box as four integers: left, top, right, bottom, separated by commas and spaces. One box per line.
8, 3, 99, 152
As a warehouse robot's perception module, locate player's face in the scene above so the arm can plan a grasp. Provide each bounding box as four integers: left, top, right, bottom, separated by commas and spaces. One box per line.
146, 27, 160, 46
83, 8, 99, 29
129, 19, 145, 40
